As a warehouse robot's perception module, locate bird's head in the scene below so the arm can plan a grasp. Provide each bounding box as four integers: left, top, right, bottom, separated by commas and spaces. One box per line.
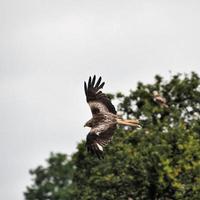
84, 121, 92, 128
153, 90, 159, 97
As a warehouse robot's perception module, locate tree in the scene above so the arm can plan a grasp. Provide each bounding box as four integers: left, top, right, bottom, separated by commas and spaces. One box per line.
25, 72, 200, 200
24, 153, 74, 200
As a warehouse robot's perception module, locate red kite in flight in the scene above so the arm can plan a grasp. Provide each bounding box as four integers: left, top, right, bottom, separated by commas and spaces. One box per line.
84, 75, 140, 159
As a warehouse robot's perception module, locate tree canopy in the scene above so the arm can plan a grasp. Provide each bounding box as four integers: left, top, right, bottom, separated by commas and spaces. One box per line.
25, 72, 200, 200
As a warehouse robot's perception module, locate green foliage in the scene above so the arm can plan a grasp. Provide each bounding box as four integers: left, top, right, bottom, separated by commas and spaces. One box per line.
24, 153, 74, 200
25, 72, 200, 200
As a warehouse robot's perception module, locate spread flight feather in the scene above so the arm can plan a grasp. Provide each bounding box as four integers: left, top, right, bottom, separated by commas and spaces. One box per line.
84, 75, 141, 159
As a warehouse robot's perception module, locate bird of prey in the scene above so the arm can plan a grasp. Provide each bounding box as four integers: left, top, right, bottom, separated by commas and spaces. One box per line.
84, 75, 140, 159
153, 91, 168, 108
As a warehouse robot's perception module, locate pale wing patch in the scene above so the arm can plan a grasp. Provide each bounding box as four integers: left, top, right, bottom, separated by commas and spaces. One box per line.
89, 101, 109, 113
96, 132, 101, 135
96, 143, 103, 151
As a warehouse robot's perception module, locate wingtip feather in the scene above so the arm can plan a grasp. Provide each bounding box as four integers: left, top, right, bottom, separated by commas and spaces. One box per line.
86, 138, 104, 159
95, 76, 102, 88
91, 75, 96, 87
98, 82, 105, 89
84, 81, 87, 95
88, 76, 92, 86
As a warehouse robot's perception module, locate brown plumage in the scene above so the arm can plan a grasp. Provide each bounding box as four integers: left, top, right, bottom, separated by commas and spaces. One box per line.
153, 91, 169, 108
84, 75, 140, 159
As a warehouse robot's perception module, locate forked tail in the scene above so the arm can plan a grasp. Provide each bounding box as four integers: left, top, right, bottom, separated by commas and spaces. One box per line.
117, 118, 141, 128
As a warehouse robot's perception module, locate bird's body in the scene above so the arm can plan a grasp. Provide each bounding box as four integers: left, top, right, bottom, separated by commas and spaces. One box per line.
86, 112, 117, 132
153, 91, 168, 108
84, 75, 140, 159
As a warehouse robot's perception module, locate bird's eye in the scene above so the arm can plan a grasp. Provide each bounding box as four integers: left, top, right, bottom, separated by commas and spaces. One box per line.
92, 107, 100, 114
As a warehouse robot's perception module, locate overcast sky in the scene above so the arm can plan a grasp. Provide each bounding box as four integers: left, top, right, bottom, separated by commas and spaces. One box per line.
1, 1, 200, 200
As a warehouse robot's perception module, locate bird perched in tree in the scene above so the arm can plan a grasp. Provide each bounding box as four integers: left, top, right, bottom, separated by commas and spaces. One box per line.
153, 90, 168, 108
84, 75, 140, 159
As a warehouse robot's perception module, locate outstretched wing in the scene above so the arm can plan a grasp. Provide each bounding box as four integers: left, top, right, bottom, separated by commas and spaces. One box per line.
84, 75, 116, 115
86, 124, 117, 159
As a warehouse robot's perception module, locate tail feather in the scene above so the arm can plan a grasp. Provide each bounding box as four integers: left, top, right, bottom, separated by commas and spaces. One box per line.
117, 118, 141, 128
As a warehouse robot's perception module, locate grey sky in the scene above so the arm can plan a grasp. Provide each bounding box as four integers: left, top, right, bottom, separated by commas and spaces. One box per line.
0, 1, 200, 200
